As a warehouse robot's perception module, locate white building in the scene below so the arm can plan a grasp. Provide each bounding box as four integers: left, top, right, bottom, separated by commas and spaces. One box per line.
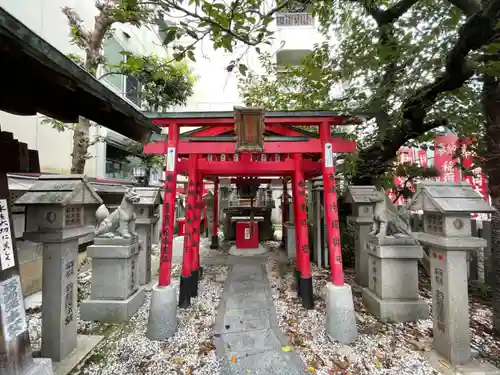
175, 8, 324, 111
0, 1, 324, 179
0, 0, 168, 179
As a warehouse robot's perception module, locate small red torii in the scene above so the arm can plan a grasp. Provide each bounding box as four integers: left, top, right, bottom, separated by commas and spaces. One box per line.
144, 109, 359, 310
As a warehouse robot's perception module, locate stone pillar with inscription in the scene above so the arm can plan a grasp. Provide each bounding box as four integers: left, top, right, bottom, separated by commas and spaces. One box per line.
16, 175, 104, 364
81, 188, 146, 323
345, 186, 376, 288
311, 177, 328, 268
410, 182, 497, 367
0, 172, 54, 375
134, 187, 162, 286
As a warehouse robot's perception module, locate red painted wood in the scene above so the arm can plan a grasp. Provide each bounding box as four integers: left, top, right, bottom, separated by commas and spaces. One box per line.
212, 179, 219, 237
152, 116, 348, 126
174, 158, 322, 176
144, 138, 356, 155
177, 218, 186, 236
158, 124, 179, 287
191, 174, 203, 271
181, 155, 197, 278
186, 125, 234, 137
235, 221, 259, 249
291, 173, 301, 274
184, 124, 314, 138
320, 123, 344, 286
265, 124, 312, 137
294, 154, 311, 278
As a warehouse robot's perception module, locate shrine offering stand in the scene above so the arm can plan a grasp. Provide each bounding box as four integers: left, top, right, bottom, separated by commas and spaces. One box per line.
229, 216, 266, 256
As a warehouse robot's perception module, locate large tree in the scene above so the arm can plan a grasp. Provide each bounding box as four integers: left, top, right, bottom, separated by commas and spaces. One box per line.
238, 0, 500, 330
241, 0, 498, 183
59, 0, 291, 174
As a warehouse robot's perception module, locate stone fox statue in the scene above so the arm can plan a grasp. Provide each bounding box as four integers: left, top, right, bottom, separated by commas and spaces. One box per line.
368, 187, 412, 238
95, 187, 141, 239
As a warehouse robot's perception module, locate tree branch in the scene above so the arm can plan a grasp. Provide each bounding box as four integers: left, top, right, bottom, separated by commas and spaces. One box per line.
353, 0, 500, 184
360, 0, 421, 26
402, 0, 500, 125
160, 0, 299, 46
447, 0, 481, 16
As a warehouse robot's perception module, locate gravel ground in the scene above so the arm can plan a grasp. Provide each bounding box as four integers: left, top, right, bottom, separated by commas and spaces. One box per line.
265, 243, 500, 375
26, 240, 228, 375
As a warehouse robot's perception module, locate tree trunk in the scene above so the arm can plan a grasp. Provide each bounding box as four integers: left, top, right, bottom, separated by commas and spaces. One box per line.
481, 74, 500, 333
69, 11, 112, 174
70, 116, 91, 174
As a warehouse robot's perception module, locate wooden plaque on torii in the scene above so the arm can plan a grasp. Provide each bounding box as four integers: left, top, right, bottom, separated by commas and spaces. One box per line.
234, 106, 265, 153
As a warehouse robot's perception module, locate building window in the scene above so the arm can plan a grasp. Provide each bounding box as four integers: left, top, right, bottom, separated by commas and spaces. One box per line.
102, 37, 125, 91
125, 72, 141, 106
65, 206, 82, 226
105, 144, 134, 180
102, 37, 142, 107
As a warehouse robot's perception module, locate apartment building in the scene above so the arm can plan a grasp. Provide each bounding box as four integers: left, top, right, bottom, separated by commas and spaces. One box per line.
175, 4, 324, 112
0, 0, 168, 180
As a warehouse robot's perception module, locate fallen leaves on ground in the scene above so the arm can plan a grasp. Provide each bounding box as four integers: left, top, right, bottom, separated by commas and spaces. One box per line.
266, 244, 500, 374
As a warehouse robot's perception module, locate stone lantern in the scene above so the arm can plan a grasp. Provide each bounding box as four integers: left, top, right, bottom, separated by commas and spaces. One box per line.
409, 181, 496, 367
15, 175, 103, 364
345, 185, 376, 288
134, 187, 162, 286
204, 190, 214, 237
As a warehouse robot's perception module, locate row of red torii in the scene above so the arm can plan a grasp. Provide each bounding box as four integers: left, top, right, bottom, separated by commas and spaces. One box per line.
143, 109, 361, 342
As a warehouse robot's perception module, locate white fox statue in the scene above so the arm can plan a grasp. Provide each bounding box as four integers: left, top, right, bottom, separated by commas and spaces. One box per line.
95, 187, 141, 239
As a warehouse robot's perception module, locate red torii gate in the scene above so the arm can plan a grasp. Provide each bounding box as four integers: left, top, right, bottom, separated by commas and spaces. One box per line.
144, 110, 359, 309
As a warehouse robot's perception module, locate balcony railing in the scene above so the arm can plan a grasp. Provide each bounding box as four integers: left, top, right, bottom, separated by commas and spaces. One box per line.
276, 12, 314, 27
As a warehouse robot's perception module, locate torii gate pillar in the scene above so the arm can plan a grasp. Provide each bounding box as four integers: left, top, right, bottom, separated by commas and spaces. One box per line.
147, 124, 179, 341
320, 122, 358, 344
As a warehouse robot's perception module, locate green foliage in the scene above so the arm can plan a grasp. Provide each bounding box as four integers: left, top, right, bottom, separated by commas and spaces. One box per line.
67, 53, 84, 67
238, 0, 498, 186
40, 117, 76, 132
125, 140, 164, 174
151, 0, 295, 70
106, 53, 195, 111
340, 220, 356, 268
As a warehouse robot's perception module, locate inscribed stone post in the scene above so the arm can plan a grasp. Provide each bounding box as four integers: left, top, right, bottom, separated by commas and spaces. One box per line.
311, 177, 328, 268
345, 186, 376, 288
134, 187, 162, 286
362, 235, 428, 322
410, 181, 496, 367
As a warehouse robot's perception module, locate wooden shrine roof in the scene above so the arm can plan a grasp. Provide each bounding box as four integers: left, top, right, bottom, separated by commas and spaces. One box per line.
0, 8, 160, 143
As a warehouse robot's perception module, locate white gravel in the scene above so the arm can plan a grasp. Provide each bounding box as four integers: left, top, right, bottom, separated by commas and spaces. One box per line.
26, 238, 228, 375
266, 244, 439, 375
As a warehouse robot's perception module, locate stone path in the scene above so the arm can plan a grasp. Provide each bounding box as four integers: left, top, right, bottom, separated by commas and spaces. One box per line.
214, 257, 305, 375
